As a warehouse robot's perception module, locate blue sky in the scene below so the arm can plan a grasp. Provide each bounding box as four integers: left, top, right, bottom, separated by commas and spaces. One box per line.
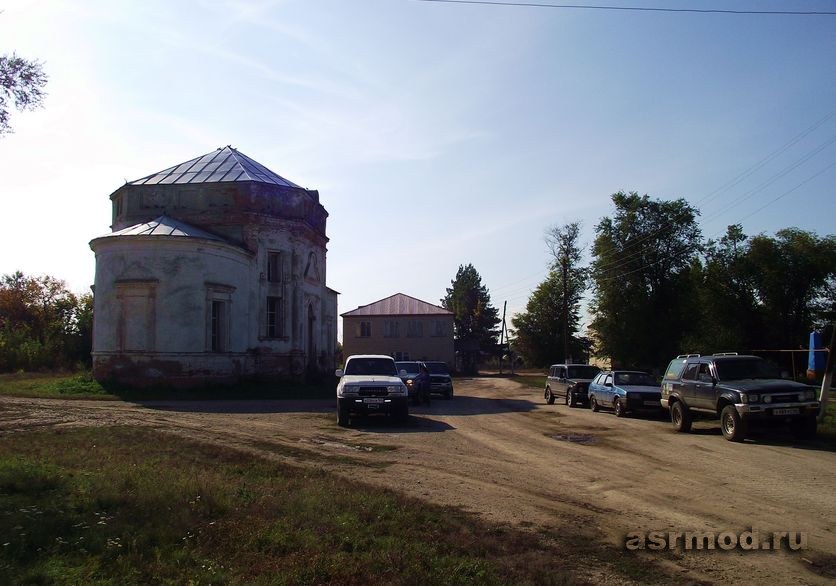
1, 0, 834, 341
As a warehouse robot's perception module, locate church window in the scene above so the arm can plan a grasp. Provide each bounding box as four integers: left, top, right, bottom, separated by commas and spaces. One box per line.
205, 283, 234, 353
267, 252, 282, 283
266, 296, 283, 338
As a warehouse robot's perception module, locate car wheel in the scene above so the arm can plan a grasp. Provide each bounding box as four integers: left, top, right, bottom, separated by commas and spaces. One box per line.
790, 416, 817, 440
720, 405, 746, 442
590, 395, 599, 412
670, 401, 692, 433
614, 399, 626, 418
545, 387, 555, 405
337, 403, 349, 427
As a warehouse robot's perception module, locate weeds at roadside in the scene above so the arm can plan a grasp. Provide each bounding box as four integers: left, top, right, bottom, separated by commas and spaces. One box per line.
0, 426, 677, 584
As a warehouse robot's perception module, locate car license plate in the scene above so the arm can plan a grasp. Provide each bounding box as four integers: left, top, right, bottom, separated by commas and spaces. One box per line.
773, 408, 799, 416
643, 400, 659, 406
363, 398, 384, 404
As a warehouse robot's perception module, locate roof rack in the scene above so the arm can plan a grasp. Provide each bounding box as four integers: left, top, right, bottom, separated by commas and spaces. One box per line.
676, 354, 701, 358
712, 352, 739, 356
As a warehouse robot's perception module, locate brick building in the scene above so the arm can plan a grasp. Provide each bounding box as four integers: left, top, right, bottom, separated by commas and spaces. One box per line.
89, 146, 338, 387
341, 293, 454, 366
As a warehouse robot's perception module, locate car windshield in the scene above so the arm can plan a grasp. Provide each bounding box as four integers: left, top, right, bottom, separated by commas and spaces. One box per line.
714, 358, 780, 381
425, 362, 449, 375
614, 372, 656, 386
344, 358, 397, 376
567, 365, 600, 379
395, 362, 420, 374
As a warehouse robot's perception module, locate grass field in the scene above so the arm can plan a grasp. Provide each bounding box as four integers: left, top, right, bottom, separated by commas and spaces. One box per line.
0, 372, 334, 401
0, 426, 674, 585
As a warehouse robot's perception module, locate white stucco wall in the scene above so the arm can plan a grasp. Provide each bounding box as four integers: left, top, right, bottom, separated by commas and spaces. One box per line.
91, 235, 252, 353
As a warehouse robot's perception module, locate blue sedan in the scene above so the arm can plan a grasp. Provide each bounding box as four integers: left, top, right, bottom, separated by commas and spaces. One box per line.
587, 370, 662, 417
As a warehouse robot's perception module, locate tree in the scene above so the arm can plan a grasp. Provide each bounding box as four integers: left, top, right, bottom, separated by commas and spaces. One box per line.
1, 52, 47, 135
745, 228, 836, 348
686, 224, 763, 352
0, 271, 91, 371
512, 270, 591, 367
441, 264, 500, 374
589, 191, 702, 371
513, 221, 589, 366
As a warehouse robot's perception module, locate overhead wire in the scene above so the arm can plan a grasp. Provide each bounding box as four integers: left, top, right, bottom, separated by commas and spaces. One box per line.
409, 0, 836, 16
594, 130, 836, 277
593, 159, 836, 283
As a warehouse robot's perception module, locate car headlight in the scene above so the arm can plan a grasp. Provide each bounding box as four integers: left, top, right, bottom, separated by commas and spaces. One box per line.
387, 385, 405, 394
406, 379, 414, 386
740, 394, 759, 404
762, 395, 772, 404
805, 390, 815, 401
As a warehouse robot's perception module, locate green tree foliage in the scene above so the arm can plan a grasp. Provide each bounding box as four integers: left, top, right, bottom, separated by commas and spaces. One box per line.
441, 264, 500, 373
513, 222, 590, 366
686, 225, 762, 352
590, 191, 702, 371
687, 226, 835, 357
0, 52, 47, 134
745, 228, 836, 348
512, 271, 591, 367
0, 271, 92, 371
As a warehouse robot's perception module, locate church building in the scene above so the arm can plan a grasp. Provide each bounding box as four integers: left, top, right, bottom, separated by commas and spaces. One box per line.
89, 146, 338, 387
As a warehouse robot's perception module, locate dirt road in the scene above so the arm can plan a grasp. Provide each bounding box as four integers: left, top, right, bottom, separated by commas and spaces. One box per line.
1, 377, 834, 584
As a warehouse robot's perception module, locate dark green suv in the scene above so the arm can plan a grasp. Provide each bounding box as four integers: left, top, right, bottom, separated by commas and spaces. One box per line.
660, 353, 819, 442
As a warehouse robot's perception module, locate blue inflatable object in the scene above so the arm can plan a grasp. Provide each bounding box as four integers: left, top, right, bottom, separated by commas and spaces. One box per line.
808, 331, 826, 373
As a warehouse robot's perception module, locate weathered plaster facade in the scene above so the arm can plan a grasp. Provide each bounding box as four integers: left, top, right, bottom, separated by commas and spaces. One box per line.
89, 147, 338, 387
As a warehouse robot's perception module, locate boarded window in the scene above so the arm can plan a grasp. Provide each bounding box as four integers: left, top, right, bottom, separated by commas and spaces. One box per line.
266, 296, 282, 338
211, 301, 227, 352
267, 252, 282, 283
116, 281, 157, 352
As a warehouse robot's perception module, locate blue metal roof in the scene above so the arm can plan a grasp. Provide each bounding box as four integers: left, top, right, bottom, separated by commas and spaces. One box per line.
128, 146, 302, 187
104, 215, 227, 242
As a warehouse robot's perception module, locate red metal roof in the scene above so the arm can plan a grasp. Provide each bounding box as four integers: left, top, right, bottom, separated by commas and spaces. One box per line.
341, 293, 452, 317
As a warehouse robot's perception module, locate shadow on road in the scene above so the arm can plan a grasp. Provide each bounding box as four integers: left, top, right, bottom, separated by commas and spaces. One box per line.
412, 395, 537, 416
137, 399, 333, 415
137, 394, 538, 418
349, 415, 455, 433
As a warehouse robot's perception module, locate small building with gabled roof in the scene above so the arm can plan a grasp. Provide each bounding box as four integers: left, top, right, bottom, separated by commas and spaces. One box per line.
341, 293, 454, 366
89, 146, 337, 387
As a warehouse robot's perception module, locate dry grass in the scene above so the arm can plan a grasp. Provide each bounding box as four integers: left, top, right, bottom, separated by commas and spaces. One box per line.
0, 426, 675, 585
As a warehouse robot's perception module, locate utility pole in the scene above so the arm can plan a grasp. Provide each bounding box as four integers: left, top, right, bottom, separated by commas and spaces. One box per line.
818, 323, 834, 422
499, 301, 507, 374
561, 255, 569, 363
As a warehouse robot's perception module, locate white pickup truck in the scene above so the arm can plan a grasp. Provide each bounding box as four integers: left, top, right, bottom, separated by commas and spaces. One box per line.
335, 354, 409, 426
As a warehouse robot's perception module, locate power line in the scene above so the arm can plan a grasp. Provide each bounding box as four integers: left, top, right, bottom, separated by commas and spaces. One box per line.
410, 0, 836, 16
594, 159, 836, 283
592, 111, 836, 276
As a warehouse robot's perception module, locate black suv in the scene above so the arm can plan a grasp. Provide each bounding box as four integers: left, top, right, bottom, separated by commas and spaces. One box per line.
544, 364, 601, 407
660, 353, 819, 442
395, 361, 431, 405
